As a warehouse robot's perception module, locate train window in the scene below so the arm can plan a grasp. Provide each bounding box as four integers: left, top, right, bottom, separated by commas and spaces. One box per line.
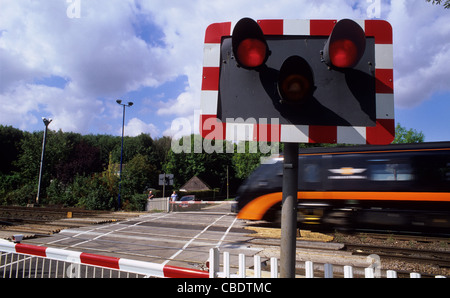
413, 154, 450, 184
444, 162, 450, 181
304, 164, 321, 183
369, 163, 414, 181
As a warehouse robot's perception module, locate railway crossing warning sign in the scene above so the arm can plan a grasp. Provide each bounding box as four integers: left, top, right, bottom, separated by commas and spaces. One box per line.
200, 18, 394, 145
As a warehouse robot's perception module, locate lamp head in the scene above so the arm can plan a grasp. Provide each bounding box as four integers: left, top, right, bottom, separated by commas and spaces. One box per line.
42, 117, 53, 126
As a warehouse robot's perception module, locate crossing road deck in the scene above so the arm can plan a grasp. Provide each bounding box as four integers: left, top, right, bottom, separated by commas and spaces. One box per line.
21, 205, 260, 271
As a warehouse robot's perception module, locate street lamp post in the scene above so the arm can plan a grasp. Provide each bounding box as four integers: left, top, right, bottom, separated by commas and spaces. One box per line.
36, 117, 52, 206
116, 99, 133, 210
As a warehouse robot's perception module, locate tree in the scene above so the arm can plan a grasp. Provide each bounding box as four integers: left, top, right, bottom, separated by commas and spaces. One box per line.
164, 135, 233, 191
111, 133, 154, 164
0, 126, 173, 209
232, 142, 268, 180
55, 140, 102, 184
121, 153, 157, 195
0, 125, 24, 174
152, 136, 172, 169
83, 134, 121, 167
393, 123, 425, 144
70, 174, 116, 210
426, 0, 450, 8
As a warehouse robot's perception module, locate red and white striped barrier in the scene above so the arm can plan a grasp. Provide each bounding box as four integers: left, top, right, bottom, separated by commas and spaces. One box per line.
0, 239, 209, 278
170, 200, 235, 204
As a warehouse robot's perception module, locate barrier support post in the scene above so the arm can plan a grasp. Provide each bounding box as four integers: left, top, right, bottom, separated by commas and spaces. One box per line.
280, 142, 298, 278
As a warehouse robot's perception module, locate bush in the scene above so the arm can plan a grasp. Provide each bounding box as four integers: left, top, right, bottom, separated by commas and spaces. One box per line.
74, 175, 115, 210
46, 174, 116, 210
2, 169, 152, 211
121, 193, 147, 211
46, 179, 76, 207
3, 183, 36, 206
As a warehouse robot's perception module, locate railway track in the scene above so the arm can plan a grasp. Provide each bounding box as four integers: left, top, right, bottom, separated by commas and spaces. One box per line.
245, 224, 450, 277
334, 232, 450, 277
0, 206, 142, 240
348, 243, 450, 268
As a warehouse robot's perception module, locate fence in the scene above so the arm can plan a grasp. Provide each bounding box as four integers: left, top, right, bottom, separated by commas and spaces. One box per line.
207, 248, 447, 279
146, 198, 235, 213
146, 197, 170, 212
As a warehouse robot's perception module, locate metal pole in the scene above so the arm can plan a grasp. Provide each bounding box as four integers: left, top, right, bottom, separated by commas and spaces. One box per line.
226, 166, 229, 200
117, 105, 126, 210
280, 142, 298, 278
162, 173, 166, 198
36, 118, 52, 205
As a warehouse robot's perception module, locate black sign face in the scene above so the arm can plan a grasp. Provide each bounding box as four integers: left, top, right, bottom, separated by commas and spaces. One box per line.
218, 36, 376, 127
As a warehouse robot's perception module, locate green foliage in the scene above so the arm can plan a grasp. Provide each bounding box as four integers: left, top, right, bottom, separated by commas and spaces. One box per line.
393, 123, 425, 144
45, 179, 70, 206
0, 125, 164, 210
0, 173, 22, 202
426, 0, 450, 8
122, 154, 157, 194
75, 174, 116, 210
46, 174, 117, 210
14, 131, 42, 183
121, 194, 148, 211
0, 126, 23, 174
1, 183, 36, 206
232, 142, 269, 179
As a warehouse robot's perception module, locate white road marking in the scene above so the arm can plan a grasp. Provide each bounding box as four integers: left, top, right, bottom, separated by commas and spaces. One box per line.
46, 212, 171, 249
162, 214, 228, 265
215, 216, 238, 248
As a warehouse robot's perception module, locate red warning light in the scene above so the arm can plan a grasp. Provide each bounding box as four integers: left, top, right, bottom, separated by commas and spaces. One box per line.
236, 38, 268, 68
329, 39, 359, 68
232, 18, 269, 70
278, 55, 315, 104
323, 19, 366, 69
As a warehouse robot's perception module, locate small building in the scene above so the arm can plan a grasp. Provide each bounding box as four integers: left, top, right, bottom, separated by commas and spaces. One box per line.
179, 176, 211, 192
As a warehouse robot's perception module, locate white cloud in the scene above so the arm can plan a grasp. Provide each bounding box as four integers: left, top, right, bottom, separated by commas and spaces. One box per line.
0, 82, 102, 132
0, 0, 178, 134
157, 87, 200, 117
123, 117, 159, 137
387, 0, 450, 108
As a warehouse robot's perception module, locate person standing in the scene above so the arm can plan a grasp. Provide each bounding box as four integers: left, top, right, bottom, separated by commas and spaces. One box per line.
170, 191, 178, 202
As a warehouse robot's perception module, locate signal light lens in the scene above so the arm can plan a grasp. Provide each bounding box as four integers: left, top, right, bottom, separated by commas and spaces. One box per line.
278, 56, 315, 104
232, 18, 269, 70
329, 39, 359, 68
236, 38, 268, 68
279, 74, 311, 103
322, 19, 366, 69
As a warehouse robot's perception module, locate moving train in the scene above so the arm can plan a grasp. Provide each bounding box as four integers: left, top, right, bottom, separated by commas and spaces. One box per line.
234, 142, 450, 233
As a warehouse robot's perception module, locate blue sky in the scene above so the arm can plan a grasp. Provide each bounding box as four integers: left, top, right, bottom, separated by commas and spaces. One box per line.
0, 0, 449, 142
396, 92, 450, 141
